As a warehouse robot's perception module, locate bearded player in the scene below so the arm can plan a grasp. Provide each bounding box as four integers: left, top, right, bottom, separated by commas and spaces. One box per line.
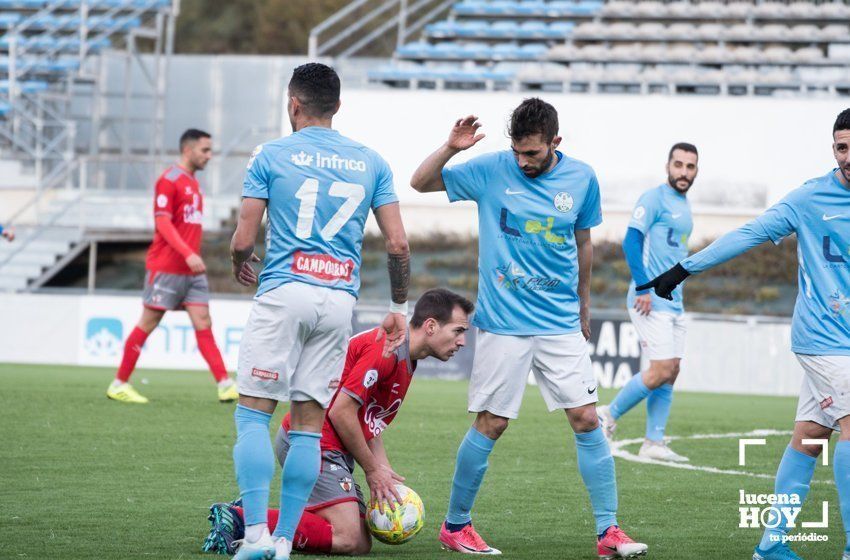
411, 98, 647, 558
106, 129, 237, 404
203, 289, 473, 556
598, 143, 698, 462
639, 109, 850, 560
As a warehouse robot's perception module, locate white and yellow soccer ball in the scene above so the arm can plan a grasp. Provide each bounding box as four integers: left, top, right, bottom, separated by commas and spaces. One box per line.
366, 484, 425, 545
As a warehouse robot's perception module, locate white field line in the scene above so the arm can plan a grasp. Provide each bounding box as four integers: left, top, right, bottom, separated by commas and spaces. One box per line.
610, 429, 835, 485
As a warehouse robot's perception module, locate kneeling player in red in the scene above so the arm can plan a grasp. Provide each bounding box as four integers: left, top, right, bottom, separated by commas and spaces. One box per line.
203, 288, 473, 555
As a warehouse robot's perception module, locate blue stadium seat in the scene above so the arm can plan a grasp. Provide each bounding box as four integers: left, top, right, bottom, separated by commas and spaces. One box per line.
0, 13, 22, 29
518, 20, 548, 38
433, 41, 464, 58
491, 42, 522, 59
517, 43, 547, 59
516, 0, 548, 15
0, 79, 49, 93
0, 0, 45, 8
455, 20, 489, 37
547, 21, 575, 37
0, 101, 10, 115
397, 41, 433, 58
490, 20, 518, 38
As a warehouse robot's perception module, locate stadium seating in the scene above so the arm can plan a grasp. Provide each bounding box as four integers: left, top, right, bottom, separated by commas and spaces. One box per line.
372, 0, 850, 95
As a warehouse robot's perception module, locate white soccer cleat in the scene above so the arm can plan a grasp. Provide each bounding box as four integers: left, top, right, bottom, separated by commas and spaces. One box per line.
233, 529, 275, 560
638, 440, 689, 462
274, 536, 292, 560
597, 405, 617, 441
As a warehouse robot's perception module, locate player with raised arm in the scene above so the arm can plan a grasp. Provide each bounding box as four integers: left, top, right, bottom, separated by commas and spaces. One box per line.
229, 63, 410, 560
203, 289, 473, 556
106, 129, 237, 404
597, 143, 698, 463
638, 109, 850, 560
411, 99, 647, 559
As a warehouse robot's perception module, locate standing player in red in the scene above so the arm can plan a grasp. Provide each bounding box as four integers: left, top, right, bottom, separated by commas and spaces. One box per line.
107, 128, 238, 404
203, 288, 474, 556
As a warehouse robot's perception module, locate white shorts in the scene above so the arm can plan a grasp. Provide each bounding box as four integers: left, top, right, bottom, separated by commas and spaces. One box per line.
467, 329, 597, 419
628, 309, 687, 362
795, 354, 850, 431
237, 282, 356, 406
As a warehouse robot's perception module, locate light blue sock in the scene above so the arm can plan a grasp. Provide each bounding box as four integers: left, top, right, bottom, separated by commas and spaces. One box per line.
446, 427, 496, 526
759, 445, 816, 550
609, 373, 651, 420
834, 441, 850, 554
645, 383, 674, 442
575, 426, 618, 534
233, 404, 275, 527
273, 430, 322, 540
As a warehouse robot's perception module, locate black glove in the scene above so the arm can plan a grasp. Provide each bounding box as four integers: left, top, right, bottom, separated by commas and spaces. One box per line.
635, 263, 690, 301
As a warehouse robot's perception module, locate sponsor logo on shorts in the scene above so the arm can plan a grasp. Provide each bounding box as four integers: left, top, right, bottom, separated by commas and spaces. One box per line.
586, 385, 597, 395
251, 367, 279, 381
820, 396, 834, 410
329, 378, 340, 390
292, 251, 354, 282
329, 463, 342, 471
339, 476, 353, 493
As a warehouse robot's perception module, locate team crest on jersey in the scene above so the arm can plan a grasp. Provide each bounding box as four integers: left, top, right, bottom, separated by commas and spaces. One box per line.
339, 477, 353, 493
633, 206, 646, 221
363, 369, 378, 389
553, 192, 573, 213
247, 144, 263, 169
292, 251, 354, 282
156, 194, 168, 208
291, 150, 313, 167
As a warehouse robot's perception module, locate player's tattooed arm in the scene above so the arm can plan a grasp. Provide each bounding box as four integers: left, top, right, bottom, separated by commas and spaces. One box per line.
388, 251, 410, 304
576, 228, 593, 340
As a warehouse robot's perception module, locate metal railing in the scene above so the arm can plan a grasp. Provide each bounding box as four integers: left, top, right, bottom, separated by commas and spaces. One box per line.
308, 0, 454, 59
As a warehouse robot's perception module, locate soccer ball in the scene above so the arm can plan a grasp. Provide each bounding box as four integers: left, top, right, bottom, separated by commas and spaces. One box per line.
366, 484, 425, 545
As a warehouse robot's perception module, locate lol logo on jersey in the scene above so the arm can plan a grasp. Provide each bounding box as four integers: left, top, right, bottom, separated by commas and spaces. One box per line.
737, 438, 829, 543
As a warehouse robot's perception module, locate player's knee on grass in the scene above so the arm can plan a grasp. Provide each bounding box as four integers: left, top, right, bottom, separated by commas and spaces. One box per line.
791, 420, 833, 456
566, 403, 600, 433
331, 524, 371, 556
473, 411, 509, 440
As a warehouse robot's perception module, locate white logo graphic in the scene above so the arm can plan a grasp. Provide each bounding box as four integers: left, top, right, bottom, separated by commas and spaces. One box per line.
363, 369, 378, 389
671, 213, 682, 219
823, 213, 845, 221
247, 144, 263, 169
633, 206, 646, 221
156, 194, 168, 208
554, 192, 574, 213
505, 188, 524, 195
291, 151, 314, 166
363, 397, 402, 436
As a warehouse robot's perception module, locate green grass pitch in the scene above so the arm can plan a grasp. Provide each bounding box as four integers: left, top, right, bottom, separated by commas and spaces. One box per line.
1, 363, 845, 559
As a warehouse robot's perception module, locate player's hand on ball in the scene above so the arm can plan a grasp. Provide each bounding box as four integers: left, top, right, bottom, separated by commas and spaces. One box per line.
233, 253, 260, 286
377, 312, 407, 358
366, 464, 405, 512
186, 253, 206, 274
634, 293, 652, 316
636, 263, 690, 301
446, 115, 485, 152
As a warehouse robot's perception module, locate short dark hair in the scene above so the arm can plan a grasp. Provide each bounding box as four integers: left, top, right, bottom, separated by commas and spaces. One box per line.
289, 63, 341, 118
834, 108, 850, 134
508, 97, 559, 143
668, 142, 698, 161
179, 128, 210, 151
410, 288, 474, 328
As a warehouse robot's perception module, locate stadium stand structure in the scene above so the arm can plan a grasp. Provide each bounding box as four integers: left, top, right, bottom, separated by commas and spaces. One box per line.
0, 0, 235, 293
365, 0, 850, 94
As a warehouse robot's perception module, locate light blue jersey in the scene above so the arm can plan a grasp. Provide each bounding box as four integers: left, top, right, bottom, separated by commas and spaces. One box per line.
627, 184, 693, 314
443, 150, 602, 335
243, 126, 398, 298
683, 170, 850, 355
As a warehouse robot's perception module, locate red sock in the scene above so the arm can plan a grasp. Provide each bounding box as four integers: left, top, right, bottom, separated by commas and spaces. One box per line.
195, 328, 229, 382
116, 326, 149, 383
233, 507, 333, 553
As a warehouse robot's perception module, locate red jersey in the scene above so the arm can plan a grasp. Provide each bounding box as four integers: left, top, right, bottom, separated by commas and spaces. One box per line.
283, 328, 416, 453
145, 165, 204, 274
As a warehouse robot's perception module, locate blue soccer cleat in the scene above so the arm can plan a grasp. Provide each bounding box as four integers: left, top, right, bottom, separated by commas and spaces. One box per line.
202, 500, 244, 554
753, 542, 803, 560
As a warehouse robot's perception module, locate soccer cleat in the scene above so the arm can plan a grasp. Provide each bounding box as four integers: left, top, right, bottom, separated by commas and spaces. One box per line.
597, 526, 647, 559
218, 382, 239, 403
638, 440, 689, 463
202, 501, 244, 554
232, 530, 275, 560
842, 552, 850, 560
752, 542, 803, 560
439, 521, 501, 555
273, 536, 292, 560
597, 405, 617, 441
106, 382, 149, 404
